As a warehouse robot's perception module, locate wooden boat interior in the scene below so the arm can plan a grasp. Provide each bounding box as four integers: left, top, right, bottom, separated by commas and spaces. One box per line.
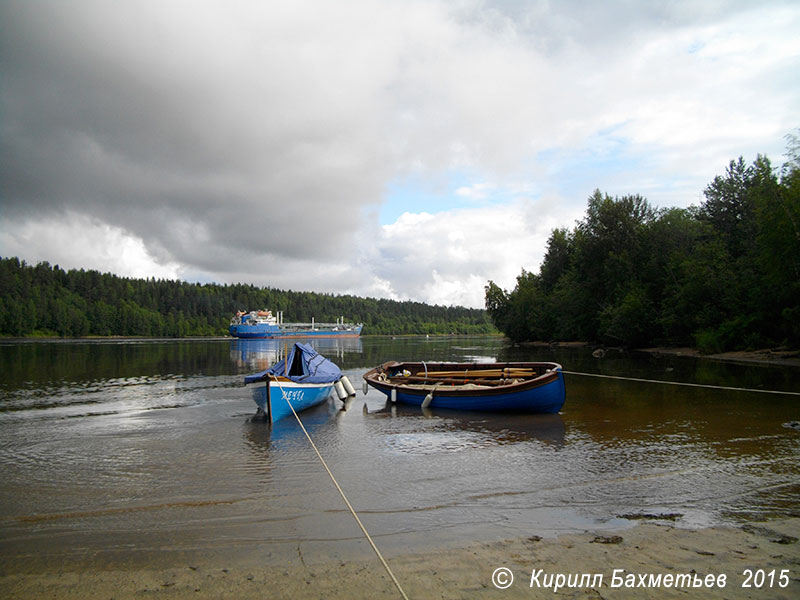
372, 362, 558, 388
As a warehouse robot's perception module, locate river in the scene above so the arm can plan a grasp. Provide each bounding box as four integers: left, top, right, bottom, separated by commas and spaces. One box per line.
1, 336, 798, 571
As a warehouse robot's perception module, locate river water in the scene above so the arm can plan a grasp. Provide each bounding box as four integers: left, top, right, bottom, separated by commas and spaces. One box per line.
1, 337, 798, 571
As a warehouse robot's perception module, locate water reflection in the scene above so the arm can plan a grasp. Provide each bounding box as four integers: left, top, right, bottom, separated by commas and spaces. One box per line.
563, 375, 800, 463
241, 398, 340, 453
229, 337, 364, 372
364, 401, 566, 448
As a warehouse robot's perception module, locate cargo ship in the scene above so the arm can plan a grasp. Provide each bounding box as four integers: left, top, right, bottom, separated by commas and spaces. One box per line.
229, 309, 363, 339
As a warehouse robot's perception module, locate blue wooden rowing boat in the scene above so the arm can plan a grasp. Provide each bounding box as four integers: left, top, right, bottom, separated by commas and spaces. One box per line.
244, 342, 354, 422
362, 361, 565, 414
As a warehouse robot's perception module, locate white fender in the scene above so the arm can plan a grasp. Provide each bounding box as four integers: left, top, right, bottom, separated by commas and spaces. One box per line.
363, 379, 369, 395
334, 380, 347, 400
390, 388, 397, 403
341, 375, 356, 397
421, 392, 433, 409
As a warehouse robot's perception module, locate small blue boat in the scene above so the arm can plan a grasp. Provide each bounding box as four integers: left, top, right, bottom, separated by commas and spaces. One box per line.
244, 342, 353, 422
363, 361, 565, 414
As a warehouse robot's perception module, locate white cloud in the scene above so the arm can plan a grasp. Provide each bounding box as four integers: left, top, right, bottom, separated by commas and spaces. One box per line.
0, 213, 182, 280
367, 194, 582, 307
455, 182, 493, 200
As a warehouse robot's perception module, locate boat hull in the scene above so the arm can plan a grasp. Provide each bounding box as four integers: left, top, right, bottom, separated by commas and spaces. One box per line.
230, 324, 363, 339
252, 380, 335, 422
363, 362, 566, 414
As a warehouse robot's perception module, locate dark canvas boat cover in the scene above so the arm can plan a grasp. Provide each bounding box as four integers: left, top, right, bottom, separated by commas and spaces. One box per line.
244, 342, 342, 384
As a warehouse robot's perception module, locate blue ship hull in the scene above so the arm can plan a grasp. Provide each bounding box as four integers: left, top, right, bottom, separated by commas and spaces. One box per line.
363, 361, 566, 414
230, 325, 362, 338
252, 381, 335, 422
229, 323, 363, 339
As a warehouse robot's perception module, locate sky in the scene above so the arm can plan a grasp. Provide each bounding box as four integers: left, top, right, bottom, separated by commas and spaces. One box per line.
1, 0, 798, 309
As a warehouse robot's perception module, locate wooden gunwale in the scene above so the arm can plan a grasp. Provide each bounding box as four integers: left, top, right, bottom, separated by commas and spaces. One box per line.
388, 375, 513, 386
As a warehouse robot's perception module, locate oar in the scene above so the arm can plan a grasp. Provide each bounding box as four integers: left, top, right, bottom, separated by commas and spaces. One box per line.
422, 368, 537, 375
420, 369, 538, 378
387, 375, 511, 387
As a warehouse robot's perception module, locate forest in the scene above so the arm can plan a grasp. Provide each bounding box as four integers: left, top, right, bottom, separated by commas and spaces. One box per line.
0, 259, 495, 337
485, 144, 800, 353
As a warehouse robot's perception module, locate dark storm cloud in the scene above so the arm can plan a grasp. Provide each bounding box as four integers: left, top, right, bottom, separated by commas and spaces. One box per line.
1, 0, 392, 272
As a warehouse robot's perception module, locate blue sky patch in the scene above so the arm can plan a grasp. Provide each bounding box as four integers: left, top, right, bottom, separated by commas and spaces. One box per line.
381, 170, 509, 224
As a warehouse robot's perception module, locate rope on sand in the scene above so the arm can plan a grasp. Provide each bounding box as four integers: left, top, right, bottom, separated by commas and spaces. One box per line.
270, 376, 410, 600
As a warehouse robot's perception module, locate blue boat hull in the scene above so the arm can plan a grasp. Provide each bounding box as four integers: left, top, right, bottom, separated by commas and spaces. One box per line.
392, 373, 564, 412
252, 380, 335, 422
363, 362, 566, 414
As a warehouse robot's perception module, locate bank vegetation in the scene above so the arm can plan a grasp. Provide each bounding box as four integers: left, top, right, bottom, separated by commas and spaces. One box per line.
486, 138, 800, 353
0, 259, 495, 337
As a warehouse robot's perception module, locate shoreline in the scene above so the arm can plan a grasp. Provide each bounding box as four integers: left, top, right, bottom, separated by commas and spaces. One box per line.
636, 346, 800, 368
524, 340, 800, 368
2, 518, 798, 599
2, 335, 798, 369
0, 333, 502, 343
4, 335, 799, 367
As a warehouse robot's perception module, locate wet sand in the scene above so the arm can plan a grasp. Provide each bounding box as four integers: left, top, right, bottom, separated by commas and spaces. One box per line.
2, 518, 798, 599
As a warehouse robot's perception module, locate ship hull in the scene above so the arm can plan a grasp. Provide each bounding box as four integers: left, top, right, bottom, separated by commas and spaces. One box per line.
229, 324, 363, 339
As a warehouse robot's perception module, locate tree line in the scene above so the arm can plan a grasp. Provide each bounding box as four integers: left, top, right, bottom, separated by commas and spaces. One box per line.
485, 141, 800, 353
0, 259, 496, 337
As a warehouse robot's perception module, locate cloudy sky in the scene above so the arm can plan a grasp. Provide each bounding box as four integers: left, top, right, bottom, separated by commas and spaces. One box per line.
2, 0, 798, 308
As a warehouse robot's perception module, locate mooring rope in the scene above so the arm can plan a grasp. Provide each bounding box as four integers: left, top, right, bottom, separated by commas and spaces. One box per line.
562, 371, 800, 396
270, 376, 410, 600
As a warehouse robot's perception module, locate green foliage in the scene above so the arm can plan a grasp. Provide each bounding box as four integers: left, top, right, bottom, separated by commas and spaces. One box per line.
486, 146, 800, 352
0, 258, 496, 337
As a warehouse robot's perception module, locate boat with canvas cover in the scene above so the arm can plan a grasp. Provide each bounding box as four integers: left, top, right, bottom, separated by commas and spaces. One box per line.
245, 342, 355, 422
362, 361, 565, 414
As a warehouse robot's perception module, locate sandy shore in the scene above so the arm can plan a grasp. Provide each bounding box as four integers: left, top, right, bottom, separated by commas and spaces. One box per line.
2, 519, 798, 599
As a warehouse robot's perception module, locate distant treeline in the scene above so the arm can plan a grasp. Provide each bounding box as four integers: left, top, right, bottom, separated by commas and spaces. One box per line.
486, 148, 800, 353
0, 259, 496, 337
